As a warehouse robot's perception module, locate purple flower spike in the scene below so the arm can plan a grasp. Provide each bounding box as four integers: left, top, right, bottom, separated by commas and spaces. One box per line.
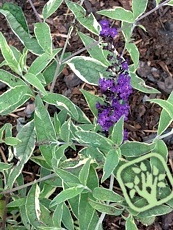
96, 27, 132, 141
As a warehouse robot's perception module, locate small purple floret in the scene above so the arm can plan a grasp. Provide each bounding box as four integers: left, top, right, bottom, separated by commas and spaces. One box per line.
99, 19, 110, 27
99, 19, 118, 38
121, 61, 129, 70
109, 28, 118, 38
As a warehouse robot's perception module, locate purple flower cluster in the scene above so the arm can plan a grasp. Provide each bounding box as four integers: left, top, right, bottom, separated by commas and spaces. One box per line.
96, 56, 132, 134
96, 19, 132, 141
100, 20, 118, 38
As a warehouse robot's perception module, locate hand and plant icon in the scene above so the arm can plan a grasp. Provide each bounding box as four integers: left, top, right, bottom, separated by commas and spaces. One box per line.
117, 153, 173, 212
125, 162, 166, 205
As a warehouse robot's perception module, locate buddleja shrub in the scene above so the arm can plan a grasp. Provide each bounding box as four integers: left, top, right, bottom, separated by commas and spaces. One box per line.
0, 0, 173, 229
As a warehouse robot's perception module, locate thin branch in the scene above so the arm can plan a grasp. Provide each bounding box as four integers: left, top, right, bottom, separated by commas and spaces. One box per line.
62, 41, 100, 64
0, 173, 56, 195
1, 196, 10, 230
144, 128, 173, 143
136, 0, 170, 23
28, 0, 42, 23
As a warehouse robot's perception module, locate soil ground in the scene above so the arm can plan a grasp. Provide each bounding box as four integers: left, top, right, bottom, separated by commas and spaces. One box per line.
0, 0, 173, 229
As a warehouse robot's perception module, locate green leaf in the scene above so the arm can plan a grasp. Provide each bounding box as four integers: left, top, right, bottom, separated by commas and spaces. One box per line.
43, 93, 90, 123
0, 86, 32, 115
2, 2, 29, 32
86, 147, 105, 165
81, 89, 104, 117
111, 116, 124, 146
153, 140, 168, 161
88, 199, 123, 216
98, 7, 134, 23
137, 204, 172, 218
19, 47, 28, 72
43, 92, 78, 118
125, 43, 139, 70
93, 187, 124, 202
62, 203, 74, 230
130, 72, 160, 94
34, 22, 52, 54
149, 98, 173, 118
132, 0, 148, 19
52, 203, 63, 227
0, 60, 6, 67
121, 21, 134, 42
22, 73, 47, 96
28, 50, 60, 75
25, 184, 41, 228
10, 45, 22, 61
34, 96, 57, 166
158, 92, 173, 135
55, 168, 80, 186
0, 9, 43, 55
31, 156, 52, 170
59, 119, 71, 143
66, 56, 108, 85
156, 0, 162, 5
20, 205, 31, 229
102, 148, 120, 182
78, 32, 110, 66
0, 162, 12, 171
166, 0, 173, 6
138, 216, 155, 226
7, 198, 25, 208
42, 0, 63, 20
0, 70, 26, 87
50, 186, 84, 207
125, 215, 138, 230
52, 144, 68, 170
151, 139, 168, 174
43, 52, 69, 84
4, 137, 21, 146
137, 24, 147, 32
0, 32, 21, 74
67, 195, 79, 218
86, 166, 99, 191
79, 193, 97, 230
37, 73, 46, 85
37, 228, 62, 230
0, 123, 12, 141
7, 121, 35, 189
75, 130, 113, 153
40, 203, 53, 226
79, 158, 91, 186
65, 0, 100, 35
43, 60, 57, 84
121, 141, 156, 157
